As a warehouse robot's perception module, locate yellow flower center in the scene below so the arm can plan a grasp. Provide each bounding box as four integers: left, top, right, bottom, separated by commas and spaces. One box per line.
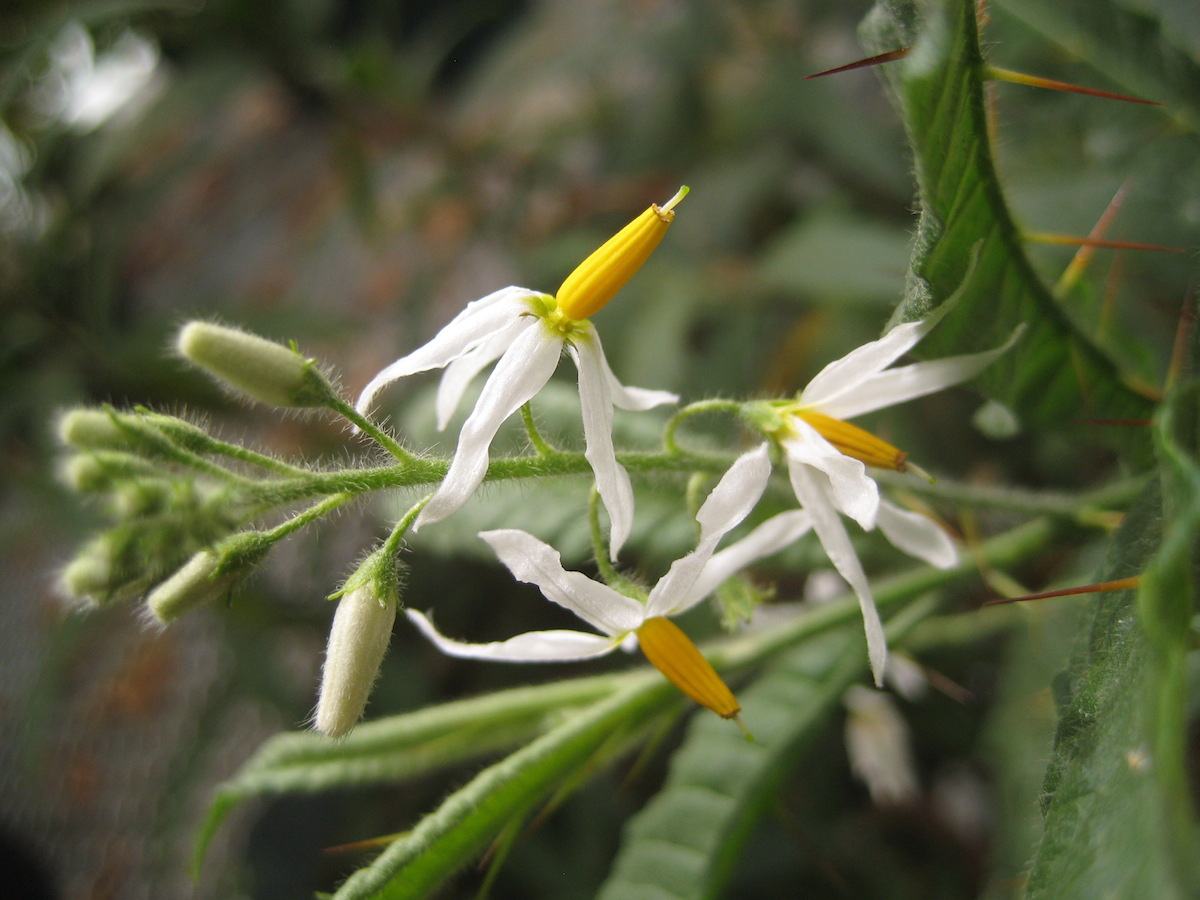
793, 409, 908, 472
554, 186, 688, 322
635, 616, 740, 719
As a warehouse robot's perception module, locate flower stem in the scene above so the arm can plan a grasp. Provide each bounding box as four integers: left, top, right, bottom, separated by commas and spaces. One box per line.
324, 394, 415, 464
662, 400, 743, 455
519, 403, 556, 456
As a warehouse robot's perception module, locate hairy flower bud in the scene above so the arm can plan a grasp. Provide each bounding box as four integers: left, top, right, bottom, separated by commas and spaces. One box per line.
177, 321, 334, 408
145, 550, 234, 623
58, 409, 134, 450
314, 585, 398, 738
59, 532, 152, 606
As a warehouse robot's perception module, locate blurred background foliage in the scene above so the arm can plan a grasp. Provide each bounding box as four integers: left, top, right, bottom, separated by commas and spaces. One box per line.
0, 0, 1196, 897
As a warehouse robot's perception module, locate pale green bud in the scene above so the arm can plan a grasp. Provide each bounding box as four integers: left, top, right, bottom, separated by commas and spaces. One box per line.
145, 550, 233, 623
58, 409, 133, 450
314, 582, 398, 738
177, 321, 335, 408
59, 532, 152, 605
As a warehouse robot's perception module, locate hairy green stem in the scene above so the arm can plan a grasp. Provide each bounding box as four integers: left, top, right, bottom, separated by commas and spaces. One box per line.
519, 403, 556, 456
324, 393, 415, 464
662, 399, 743, 454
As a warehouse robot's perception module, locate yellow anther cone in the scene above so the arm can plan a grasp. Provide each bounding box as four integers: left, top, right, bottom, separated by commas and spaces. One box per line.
636, 615, 740, 719
795, 410, 907, 471
555, 186, 688, 321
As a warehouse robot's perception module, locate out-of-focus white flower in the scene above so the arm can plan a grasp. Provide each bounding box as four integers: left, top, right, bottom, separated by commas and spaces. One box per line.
406, 445, 813, 719
357, 190, 690, 559
843, 685, 918, 806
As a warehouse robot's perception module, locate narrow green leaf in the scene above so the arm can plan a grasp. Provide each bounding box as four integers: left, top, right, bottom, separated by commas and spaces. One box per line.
331, 674, 678, 899
596, 600, 934, 900
861, 0, 1157, 460
193, 672, 628, 872
1023, 381, 1200, 897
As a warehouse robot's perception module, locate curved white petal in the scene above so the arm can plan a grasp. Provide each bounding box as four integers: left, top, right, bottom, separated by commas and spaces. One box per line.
800, 319, 934, 411
435, 317, 529, 429
355, 287, 538, 417
782, 422, 879, 529
646, 445, 772, 617
570, 330, 635, 561
415, 323, 562, 529
588, 327, 678, 411
875, 500, 957, 569
788, 463, 888, 685
817, 326, 1025, 420
479, 529, 648, 635
406, 609, 618, 661
670, 509, 814, 616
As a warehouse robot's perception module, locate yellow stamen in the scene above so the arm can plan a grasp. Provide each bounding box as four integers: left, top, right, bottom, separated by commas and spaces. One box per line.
554, 187, 688, 322
795, 410, 907, 471
635, 616, 740, 719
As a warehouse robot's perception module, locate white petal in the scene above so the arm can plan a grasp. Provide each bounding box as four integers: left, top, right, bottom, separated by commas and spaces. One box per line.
672, 509, 814, 615
875, 500, 957, 569
434, 318, 529, 429
694, 443, 772, 539
569, 329, 635, 561
788, 463, 888, 685
480, 529, 648, 635
782, 423, 879, 529
406, 609, 618, 661
588, 328, 678, 411
355, 287, 538, 417
816, 326, 1025, 420
415, 323, 562, 529
646, 445, 772, 617
800, 319, 934, 411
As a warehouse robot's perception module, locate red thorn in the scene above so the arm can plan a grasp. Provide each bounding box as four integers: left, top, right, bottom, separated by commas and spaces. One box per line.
1026, 233, 1186, 254
804, 48, 911, 80
982, 576, 1140, 607
1167, 294, 1198, 390
988, 67, 1163, 106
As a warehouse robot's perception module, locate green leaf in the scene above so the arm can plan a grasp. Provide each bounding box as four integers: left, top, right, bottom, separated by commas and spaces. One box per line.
193, 672, 630, 872
1022, 382, 1200, 897
330, 674, 679, 899
861, 0, 1157, 461
595, 600, 934, 900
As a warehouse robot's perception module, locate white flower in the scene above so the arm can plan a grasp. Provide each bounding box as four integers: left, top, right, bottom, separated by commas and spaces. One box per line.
763, 316, 1022, 684
405, 445, 813, 718
357, 190, 690, 559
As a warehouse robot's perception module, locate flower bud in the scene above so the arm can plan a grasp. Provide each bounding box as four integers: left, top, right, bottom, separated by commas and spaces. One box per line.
314, 583, 398, 738
59, 532, 152, 606
145, 550, 234, 623
177, 321, 334, 408
58, 409, 133, 450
